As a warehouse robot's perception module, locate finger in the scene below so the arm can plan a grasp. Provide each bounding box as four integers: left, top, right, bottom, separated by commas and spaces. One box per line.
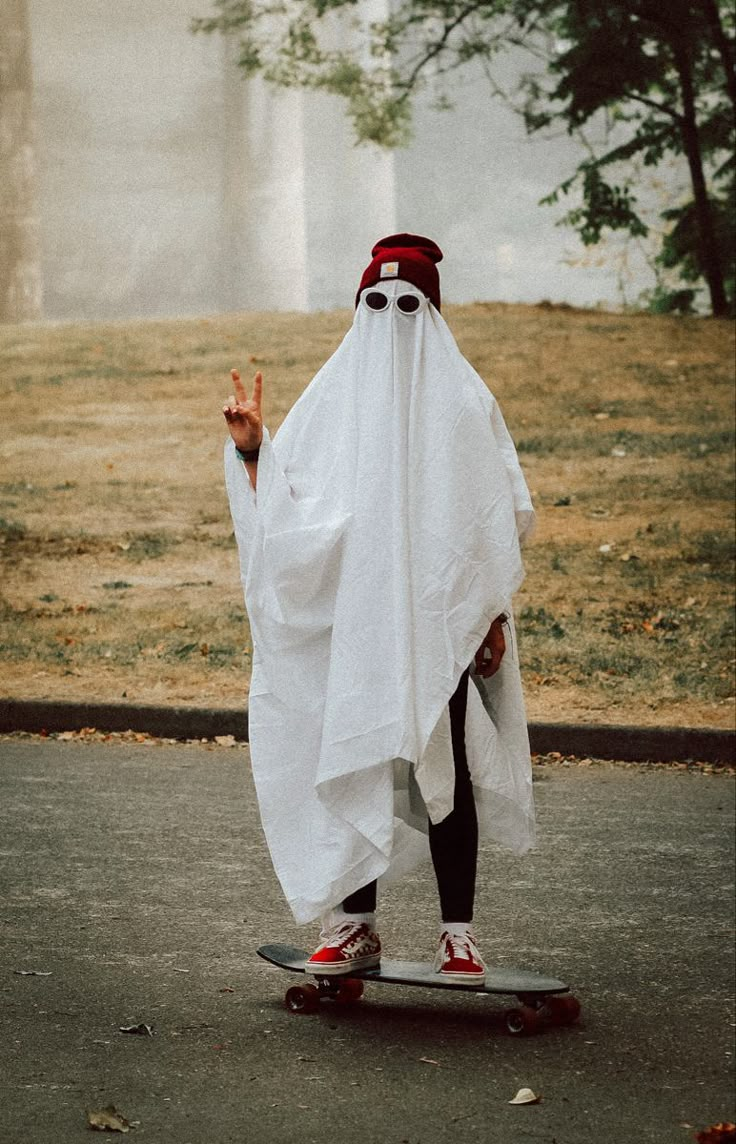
252, 370, 263, 410
487, 635, 506, 677
231, 368, 248, 404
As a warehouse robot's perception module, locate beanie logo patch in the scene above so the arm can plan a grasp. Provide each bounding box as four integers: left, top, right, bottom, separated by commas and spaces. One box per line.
382, 261, 399, 277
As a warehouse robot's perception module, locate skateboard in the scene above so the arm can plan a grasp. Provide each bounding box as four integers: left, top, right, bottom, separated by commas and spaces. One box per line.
257, 943, 581, 1036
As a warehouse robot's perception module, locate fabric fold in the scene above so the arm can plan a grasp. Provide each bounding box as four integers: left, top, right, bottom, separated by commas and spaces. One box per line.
226, 281, 536, 923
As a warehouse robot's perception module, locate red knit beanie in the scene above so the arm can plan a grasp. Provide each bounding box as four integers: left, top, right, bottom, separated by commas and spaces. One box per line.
356, 233, 443, 311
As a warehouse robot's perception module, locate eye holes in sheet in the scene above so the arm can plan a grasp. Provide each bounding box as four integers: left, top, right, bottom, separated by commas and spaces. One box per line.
364, 291, 422, 314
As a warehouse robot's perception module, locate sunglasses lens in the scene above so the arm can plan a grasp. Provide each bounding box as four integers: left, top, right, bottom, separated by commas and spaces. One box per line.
397, 294, 421, 313
365, 291, 388, 311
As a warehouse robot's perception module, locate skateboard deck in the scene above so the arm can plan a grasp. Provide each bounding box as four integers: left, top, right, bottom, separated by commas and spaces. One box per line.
257, 943, 580, 1035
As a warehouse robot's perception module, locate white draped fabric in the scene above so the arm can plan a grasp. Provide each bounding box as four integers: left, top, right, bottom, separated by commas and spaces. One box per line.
225, 281, 536, 924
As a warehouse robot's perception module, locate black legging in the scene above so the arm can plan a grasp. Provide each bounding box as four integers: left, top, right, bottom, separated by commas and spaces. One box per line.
342, 669, 478, 923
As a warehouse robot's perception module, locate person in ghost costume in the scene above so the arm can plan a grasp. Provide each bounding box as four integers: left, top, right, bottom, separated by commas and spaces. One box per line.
223, 234, 536, 984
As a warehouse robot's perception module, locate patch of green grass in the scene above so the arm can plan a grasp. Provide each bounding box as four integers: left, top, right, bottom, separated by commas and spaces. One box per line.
517, 429, 734, 459
684, 531, 735, 569
680, 467, 736, 500
202, 644, 242, 666
518, 598, 735, 704
0, 482, 37, 496
583, 647, 657, 680
169, 642, 199, 660
518, 606, 566, 639
0, 635, 71, 664
619, 558, 660, 591
211, 531, 237, 549
635, 520, 681, 544
121, 534, 179, 561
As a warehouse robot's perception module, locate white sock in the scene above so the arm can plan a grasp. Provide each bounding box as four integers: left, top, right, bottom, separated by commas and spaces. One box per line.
441, 921, 474, 939
321, 906, 377, 934
343, 910, 377, 931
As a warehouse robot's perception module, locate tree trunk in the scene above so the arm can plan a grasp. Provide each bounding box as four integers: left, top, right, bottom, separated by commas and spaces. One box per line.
0, 0, 42, 322
672, 38, 729, 316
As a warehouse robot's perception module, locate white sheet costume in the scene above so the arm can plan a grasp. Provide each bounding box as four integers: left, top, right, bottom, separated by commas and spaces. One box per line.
225, 280, 536, 924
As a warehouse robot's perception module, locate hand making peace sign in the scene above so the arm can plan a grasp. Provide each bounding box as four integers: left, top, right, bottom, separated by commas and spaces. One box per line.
223, 368, 263, 454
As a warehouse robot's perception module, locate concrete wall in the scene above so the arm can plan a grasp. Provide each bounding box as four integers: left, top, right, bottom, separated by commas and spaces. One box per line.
29, 0, 228, 321
0, 0, 43, 321
26, 0, 654, 321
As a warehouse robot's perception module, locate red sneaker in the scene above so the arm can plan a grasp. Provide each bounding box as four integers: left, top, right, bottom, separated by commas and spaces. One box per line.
305, 921, 381, 976
433, 930, 486, 985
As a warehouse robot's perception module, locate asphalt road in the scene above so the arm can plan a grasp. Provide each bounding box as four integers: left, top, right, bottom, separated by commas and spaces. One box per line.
0, 738, 733, 1144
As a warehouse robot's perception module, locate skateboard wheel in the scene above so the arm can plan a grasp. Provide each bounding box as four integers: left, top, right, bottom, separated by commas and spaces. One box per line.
505, 1005, 541, 1036
285, 983, 320, 1014
335, 978, 365, 1003
545, 994, 581, 1026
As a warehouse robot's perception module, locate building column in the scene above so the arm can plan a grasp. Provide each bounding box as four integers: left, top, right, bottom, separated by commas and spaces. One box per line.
0, 0, 42, 322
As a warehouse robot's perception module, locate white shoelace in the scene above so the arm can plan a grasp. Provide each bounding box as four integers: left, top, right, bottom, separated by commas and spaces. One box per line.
443, 932, 480, 962
320, 922, 376, 954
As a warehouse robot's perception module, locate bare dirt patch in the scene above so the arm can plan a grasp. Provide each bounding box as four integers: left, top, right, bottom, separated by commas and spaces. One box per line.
1, 304, 733, 728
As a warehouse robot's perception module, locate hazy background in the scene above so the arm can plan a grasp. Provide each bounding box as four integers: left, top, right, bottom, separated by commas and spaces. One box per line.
19, 0, 667, 321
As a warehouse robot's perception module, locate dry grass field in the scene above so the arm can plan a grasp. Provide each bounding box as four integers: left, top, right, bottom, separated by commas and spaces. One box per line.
0, 303, 734, 729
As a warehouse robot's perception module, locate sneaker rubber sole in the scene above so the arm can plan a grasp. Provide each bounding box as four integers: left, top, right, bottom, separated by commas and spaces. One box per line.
435, 968, 486, 986
305, 952, 381, 976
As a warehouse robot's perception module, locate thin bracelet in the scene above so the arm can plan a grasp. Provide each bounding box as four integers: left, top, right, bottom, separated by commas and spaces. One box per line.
236, 444, 261, 463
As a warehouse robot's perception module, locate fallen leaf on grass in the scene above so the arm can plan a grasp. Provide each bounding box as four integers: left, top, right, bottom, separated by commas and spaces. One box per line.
86, 1105, 132, 1133
118, 1023, 153, 1037
509, 1087, 541, 1105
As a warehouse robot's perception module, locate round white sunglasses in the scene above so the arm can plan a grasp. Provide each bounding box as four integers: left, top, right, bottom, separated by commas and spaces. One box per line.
363, 290, 424, 314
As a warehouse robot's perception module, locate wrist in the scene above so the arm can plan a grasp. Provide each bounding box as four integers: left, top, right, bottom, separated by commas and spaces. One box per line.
235, 442, 261, 463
